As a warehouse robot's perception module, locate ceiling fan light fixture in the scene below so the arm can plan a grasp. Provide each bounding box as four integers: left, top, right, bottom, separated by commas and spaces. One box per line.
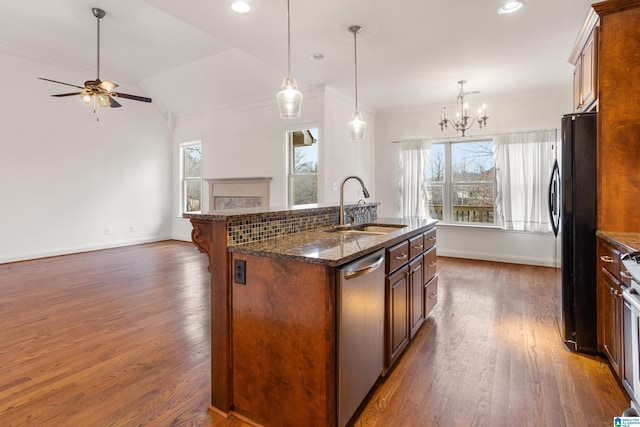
81, 93, 93, 104
97, 93, 111, 107
498, 0, 525, 14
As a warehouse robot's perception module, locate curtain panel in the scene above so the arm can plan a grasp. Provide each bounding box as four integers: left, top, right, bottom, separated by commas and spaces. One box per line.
494, 130, 557, 232
398, 139, 432, 218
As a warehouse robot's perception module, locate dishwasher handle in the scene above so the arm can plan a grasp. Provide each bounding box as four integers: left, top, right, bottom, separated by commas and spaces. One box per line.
344, 253, 384, 280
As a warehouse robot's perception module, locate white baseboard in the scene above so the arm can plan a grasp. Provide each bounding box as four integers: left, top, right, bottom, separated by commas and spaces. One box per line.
0, 235, 173, 265
437, 248, 560, 268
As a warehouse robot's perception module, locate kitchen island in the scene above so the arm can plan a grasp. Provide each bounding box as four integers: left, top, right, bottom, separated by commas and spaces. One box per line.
185, 204, 437, 426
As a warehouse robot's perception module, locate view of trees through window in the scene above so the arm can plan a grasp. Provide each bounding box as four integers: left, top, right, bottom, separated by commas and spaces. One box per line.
182, 142, 202, 213
289, 128, 318, 205
427, 140, 495, 224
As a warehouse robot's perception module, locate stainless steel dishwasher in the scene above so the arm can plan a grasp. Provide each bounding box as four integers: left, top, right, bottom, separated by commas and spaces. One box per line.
337, 248, 385, 427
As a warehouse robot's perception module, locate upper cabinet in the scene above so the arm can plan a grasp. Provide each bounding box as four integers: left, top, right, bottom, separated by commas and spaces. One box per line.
594, 0, 640, 232
569, 8, 599, 112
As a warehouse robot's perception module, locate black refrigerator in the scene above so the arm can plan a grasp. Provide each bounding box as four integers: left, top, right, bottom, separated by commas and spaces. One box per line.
548, 112, 597, 354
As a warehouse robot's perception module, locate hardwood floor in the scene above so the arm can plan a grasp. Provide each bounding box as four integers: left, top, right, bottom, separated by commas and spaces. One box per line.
0, 241, 629, 426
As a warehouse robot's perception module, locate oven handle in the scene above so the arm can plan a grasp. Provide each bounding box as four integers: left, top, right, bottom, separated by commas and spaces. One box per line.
622, 287, 640, 312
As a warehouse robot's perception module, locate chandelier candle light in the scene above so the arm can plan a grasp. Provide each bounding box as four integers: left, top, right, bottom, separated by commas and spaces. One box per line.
438, 80, 488, 137
348, 25, 366, 141
276, 0, 303, 119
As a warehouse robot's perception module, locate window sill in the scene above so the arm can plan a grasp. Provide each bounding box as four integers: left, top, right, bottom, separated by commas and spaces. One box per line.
435, 222, 553, 235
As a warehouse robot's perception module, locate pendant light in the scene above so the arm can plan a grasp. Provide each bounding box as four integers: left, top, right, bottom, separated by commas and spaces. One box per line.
347, 25, 366, 141
277, 0, 303, 119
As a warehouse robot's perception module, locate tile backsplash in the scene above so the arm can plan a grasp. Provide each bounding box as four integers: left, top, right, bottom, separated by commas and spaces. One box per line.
227, 204, 377, 245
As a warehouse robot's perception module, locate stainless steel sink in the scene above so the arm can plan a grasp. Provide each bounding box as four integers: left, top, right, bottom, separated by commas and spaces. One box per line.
325, 223, 407, 235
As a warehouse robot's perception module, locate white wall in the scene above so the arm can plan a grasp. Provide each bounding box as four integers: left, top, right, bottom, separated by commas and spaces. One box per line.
171, 85, 377, 241
374, 87, 572, 266
321, 87, 376, 204
0, 51, 172, 263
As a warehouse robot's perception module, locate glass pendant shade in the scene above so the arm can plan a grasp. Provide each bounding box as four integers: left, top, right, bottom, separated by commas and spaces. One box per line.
348, 111, 366, 140
277, 77, 303, 119
81, 93, 93, 104
97, 93, 110, 107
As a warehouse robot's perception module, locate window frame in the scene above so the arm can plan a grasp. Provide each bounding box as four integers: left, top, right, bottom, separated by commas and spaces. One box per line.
286, 124, 320, 206
180, 141, 202, 214
428, 139, 497, 226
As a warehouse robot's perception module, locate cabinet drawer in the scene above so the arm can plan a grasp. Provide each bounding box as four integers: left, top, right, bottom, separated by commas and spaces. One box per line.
599, 239, 621, 279
423, 246, 437, 283
424, 276, 438, 315
387, 241, 409, 274
424, 228, 436, 250
409, 234, 425, 260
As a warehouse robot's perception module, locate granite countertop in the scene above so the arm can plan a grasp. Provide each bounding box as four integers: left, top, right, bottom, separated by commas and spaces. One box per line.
184, 202, 379, 221
597, 231, 640, 253
228, 217, 438, 267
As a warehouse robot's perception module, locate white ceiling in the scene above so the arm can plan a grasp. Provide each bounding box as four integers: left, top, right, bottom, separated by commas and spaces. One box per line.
0, 0, 595, 117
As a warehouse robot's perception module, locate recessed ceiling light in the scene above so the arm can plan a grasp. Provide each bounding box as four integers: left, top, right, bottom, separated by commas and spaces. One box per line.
498, 0, 525, 14
231, 1, 251, 14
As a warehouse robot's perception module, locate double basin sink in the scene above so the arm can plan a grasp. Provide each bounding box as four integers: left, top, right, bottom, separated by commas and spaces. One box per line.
325, 223, 407, 235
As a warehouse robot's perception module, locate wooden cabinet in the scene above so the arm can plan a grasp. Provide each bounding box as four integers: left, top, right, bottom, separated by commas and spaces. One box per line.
570, 9, 599, 112
597, 236, 631, 381
384, 227, 437, 374
230, 253, 336, 427
594, 0, 640, 232
409, 256, 425, 338
572, 27, 598, 111
600, 267, 623, 376
424, 246, 438, 316
386, 265, 410, 369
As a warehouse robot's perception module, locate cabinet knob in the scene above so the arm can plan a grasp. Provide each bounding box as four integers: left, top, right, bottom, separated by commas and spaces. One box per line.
428, 262, 437, 268
428, 292, 437, 299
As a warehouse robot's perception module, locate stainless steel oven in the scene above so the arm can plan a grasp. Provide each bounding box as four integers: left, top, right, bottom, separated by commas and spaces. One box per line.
622, 281, 640, 411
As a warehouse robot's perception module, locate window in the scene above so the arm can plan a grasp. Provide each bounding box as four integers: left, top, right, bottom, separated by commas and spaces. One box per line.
181, 141, 202, 213
427, 140, 496, 224
287, 127, 319, 205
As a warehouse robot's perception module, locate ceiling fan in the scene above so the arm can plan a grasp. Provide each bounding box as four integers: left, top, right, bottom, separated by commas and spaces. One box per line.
38, 8, 152, 113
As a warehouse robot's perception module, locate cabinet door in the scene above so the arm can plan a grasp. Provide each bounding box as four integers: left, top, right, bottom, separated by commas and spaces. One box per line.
580, 28, 597, 112
601, 268, 622, 376
384, 266, 409, 374
424, 276, 438, 316
409, 257, 424, 339
573, 56, 582, 111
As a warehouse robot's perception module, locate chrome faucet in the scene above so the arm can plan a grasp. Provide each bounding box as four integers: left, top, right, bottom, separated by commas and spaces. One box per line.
339, 176, 371, 225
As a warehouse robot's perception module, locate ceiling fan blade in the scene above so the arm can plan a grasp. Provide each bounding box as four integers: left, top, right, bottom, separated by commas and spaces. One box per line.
99, 80, 118, 92
38, 77, 84, 89
113, 92, 152, 103
51, 92, 84, 97
109, 96, 122, 108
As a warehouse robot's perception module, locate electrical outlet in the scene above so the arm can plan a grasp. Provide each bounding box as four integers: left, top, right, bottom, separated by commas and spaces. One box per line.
332, 182, 338, 191
234, 259, 246, 285
130, 226, 134, 233
104, 228, 110, 236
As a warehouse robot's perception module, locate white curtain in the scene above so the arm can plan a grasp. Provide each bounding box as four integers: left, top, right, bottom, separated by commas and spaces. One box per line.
398, 139, 431, 218
494, 130, 557, 232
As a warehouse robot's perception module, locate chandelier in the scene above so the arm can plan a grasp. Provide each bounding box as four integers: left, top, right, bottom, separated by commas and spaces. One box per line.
438, 80, 488, 136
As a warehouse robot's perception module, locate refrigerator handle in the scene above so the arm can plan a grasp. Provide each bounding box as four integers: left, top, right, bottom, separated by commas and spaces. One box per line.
548, 159, 560, 237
